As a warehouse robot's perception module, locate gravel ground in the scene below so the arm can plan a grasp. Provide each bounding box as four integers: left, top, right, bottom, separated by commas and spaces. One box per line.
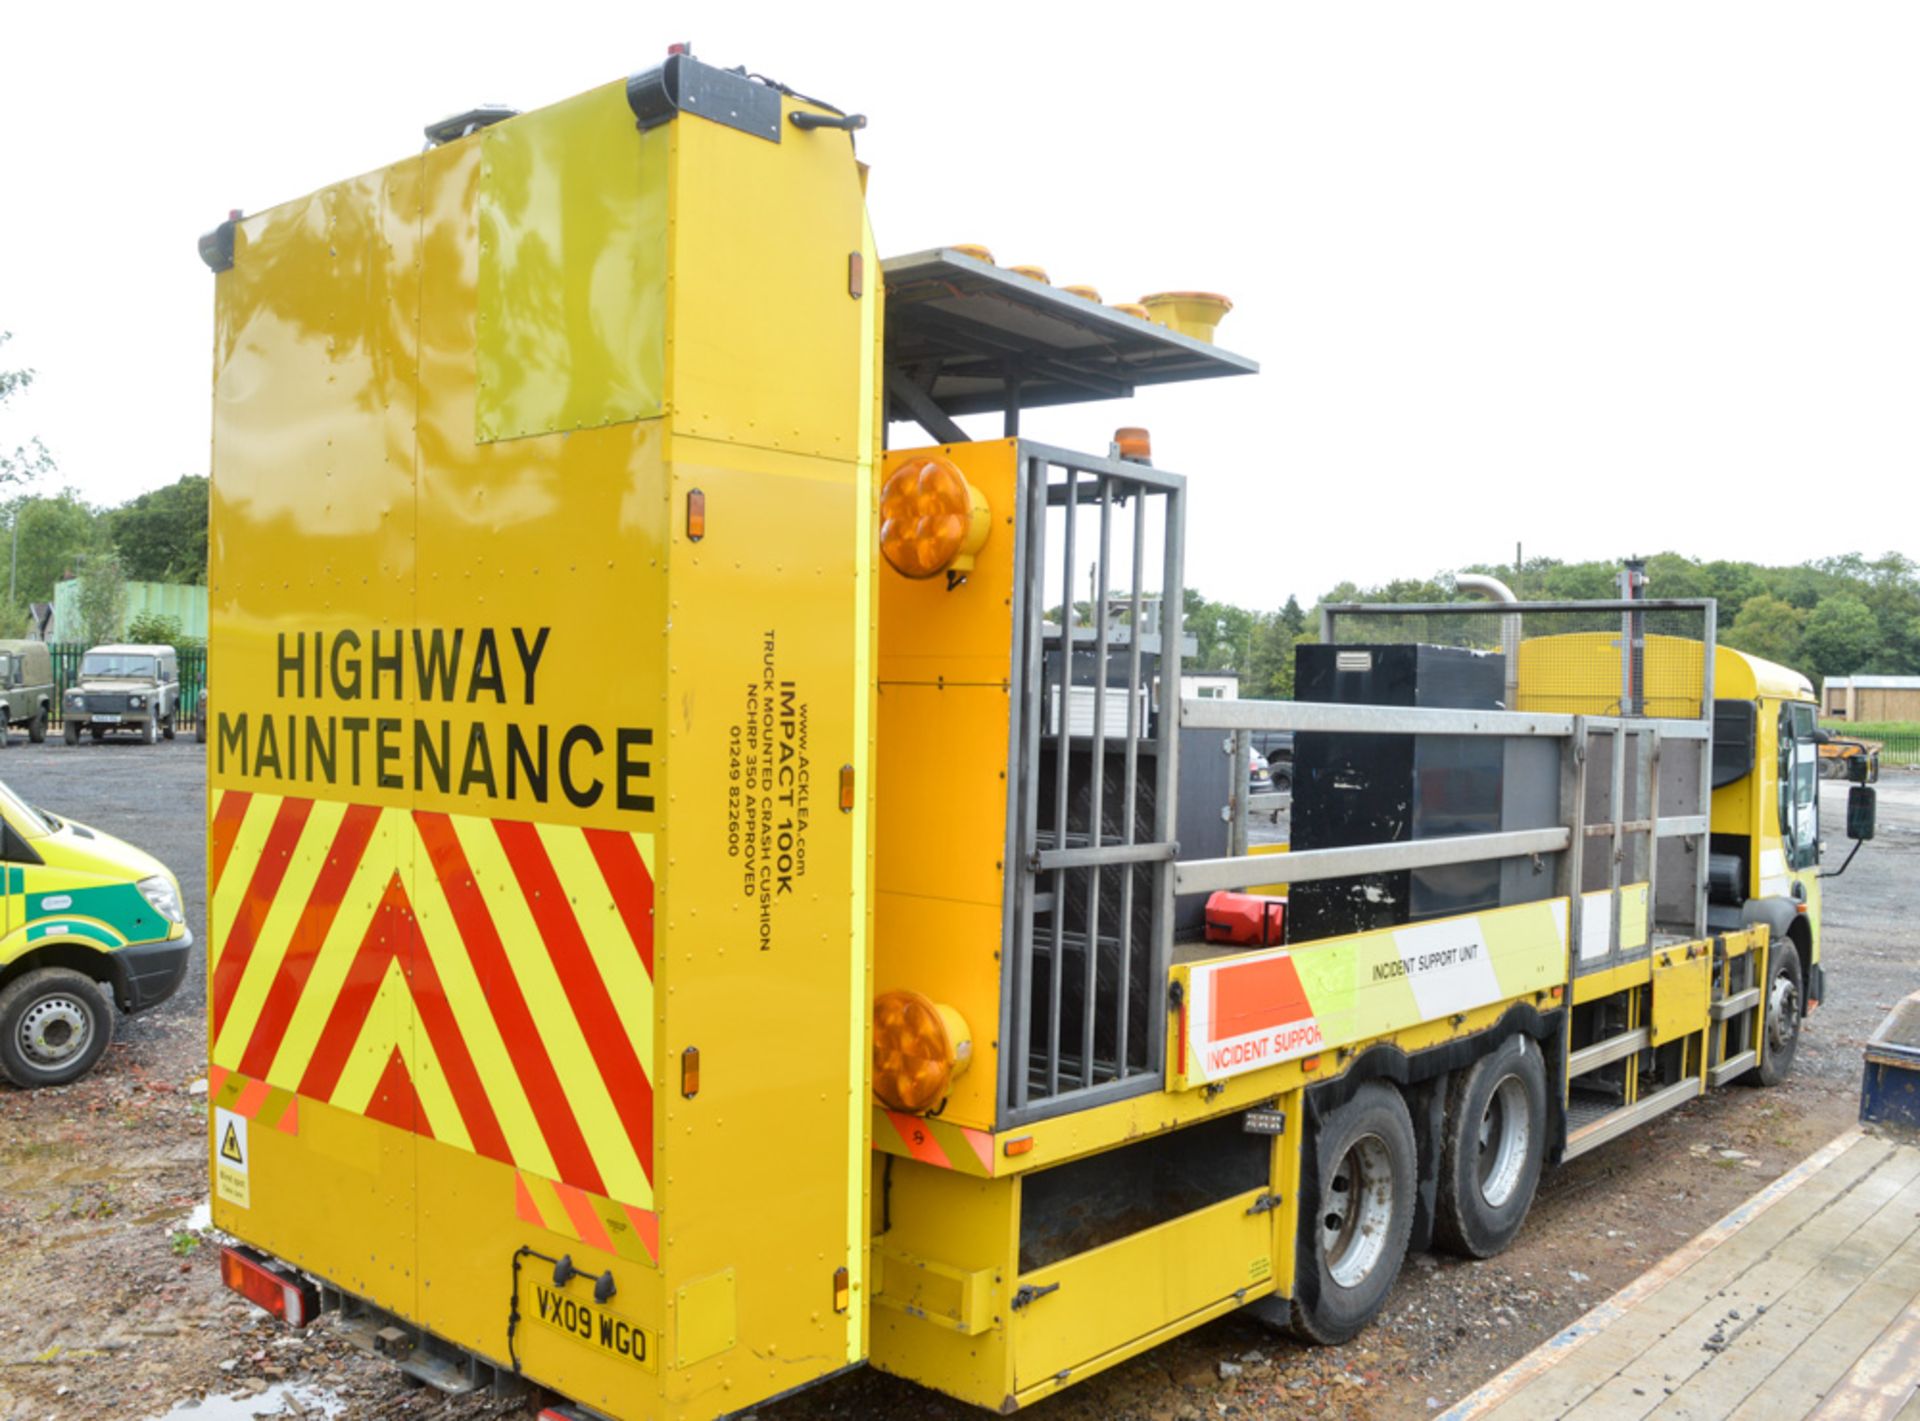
0, 746, 1910, 1421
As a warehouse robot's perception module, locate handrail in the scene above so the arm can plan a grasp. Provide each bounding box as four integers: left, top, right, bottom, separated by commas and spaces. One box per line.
1174, 827, 1573, 897
1182, 698, 1575, 737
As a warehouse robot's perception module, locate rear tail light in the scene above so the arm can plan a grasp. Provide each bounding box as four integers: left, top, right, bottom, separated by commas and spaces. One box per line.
219, 1246, 319, 1326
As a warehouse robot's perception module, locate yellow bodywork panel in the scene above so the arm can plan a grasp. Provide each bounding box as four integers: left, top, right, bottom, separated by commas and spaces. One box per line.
874, 439, 1022, 1132
209, 74, 877, 1421
1010, 1187, 1274, 1394
476, 81, 668, 442
874, 1248, 997, 1336
674, 1269, 738, 1369
1649, 943, 1711, 1048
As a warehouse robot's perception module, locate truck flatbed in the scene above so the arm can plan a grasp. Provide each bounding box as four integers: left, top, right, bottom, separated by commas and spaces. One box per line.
1443, 1129, 1920, 1420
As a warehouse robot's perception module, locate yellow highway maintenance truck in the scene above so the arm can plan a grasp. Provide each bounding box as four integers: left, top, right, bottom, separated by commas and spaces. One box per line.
200, 51, 1876, 1420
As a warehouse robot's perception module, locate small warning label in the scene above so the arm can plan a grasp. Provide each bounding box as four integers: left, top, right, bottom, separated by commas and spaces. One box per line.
215, 1107, 249, 1209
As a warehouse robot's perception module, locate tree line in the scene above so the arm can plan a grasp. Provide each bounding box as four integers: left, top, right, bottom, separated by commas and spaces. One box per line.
1187, 552, 1920, 698
4, 476, 208, 639
3, 330, 208, 642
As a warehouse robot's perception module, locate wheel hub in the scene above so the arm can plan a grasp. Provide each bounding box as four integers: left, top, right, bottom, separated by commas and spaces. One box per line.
1476, 1075, 1530, 1208
1769, 971, 1800, 1055
20, 995, 90, 1065
1322, 1132, 1395, 1288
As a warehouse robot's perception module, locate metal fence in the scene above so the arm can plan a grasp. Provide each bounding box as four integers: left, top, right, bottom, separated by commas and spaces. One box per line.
44, 644, 206, 734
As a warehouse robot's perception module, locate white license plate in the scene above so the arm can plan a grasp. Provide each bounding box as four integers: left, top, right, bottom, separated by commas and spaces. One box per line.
92, 714, 121, 724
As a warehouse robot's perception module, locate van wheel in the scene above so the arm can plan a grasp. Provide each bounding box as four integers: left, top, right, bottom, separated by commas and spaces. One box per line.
64, 720, 79, 746
1748, 944, 1804, 1087
1435, 1037, 1547, 1258
1290, 1082, 1416, 1345
0, 968, 115, 1088
29, 709, 46, 744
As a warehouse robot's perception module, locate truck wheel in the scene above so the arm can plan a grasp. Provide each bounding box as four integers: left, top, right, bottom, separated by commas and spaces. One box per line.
0, 967, 115, 1088
1435, 1037, 1547, 1258
1290, 1082, 1416, 1345
29, 708, 46, 744
64, 720, 79, 746
1749, 943, 1804, 1087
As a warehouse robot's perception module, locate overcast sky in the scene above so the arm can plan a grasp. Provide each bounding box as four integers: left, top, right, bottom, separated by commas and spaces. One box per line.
1, 3, 1914, 610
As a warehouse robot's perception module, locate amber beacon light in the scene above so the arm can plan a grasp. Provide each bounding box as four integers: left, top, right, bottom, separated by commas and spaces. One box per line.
872, 989, 973, 1114
879, 455, 990, 586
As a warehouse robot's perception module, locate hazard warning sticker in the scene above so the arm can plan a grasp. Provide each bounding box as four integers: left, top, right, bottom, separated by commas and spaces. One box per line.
215, 1107, 250, 1209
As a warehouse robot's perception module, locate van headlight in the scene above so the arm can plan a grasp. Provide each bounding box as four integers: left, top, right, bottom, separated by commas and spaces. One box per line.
138, 876, 185, 926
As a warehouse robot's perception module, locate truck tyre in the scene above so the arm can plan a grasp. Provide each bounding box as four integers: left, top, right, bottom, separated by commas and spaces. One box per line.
64, 720, 79, 746
1748, 943, 1804, 1087
1290, 1082, 1417, 1346
1435, 1036, 1547, 1258
29, 708, 46, 744
0, 967, 115, 1088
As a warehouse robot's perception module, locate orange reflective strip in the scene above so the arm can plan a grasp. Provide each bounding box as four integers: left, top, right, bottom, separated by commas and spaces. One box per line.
624, 1204, 660, 1264
886, 1110, 952, 1168
553, 1181, 614, 1253
234, 1077, 271, 1120
515, 1173, 546, 1228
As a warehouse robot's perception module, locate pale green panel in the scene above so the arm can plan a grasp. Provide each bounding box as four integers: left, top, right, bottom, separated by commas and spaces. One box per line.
1482, 899, 1571, 993
476, 82, 667, 443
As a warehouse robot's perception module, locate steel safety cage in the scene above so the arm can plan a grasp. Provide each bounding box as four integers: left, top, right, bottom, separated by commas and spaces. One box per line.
1183, 595, 1720, 966
1000, 441, 1186, 1126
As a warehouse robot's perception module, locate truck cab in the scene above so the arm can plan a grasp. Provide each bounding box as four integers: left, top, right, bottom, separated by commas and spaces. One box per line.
1706, 648, 1830, 1072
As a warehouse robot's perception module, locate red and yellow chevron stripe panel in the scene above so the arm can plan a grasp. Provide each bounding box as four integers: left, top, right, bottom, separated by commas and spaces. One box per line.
208, 788, 658, 1225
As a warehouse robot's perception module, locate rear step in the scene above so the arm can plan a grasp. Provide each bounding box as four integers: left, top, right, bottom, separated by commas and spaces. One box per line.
321, 1287, 535, 1402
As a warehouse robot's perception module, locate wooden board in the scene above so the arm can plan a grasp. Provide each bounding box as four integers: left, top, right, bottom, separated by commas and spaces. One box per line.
1443, 1131, 1920, 1421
